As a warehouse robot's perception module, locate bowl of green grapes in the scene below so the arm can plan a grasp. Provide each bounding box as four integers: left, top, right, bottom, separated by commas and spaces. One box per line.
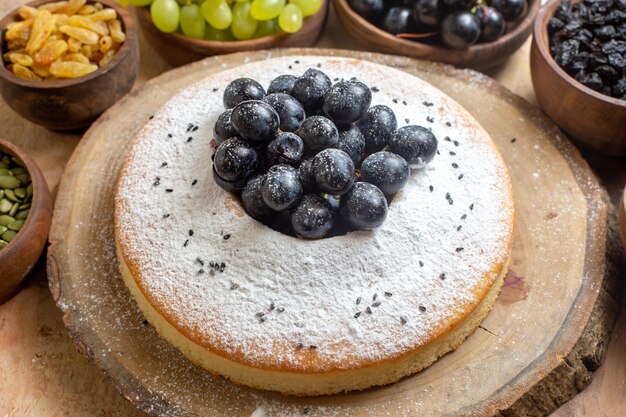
130, 0, 329, 66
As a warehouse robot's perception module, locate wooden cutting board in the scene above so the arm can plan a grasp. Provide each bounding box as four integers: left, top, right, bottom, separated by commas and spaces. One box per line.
46, 48, 623, 417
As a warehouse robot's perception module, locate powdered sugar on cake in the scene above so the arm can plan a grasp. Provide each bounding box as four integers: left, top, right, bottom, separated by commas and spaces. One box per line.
116, 56, 513, 369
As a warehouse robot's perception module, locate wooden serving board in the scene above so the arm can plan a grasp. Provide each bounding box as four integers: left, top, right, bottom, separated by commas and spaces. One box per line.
47, 48, 623, 417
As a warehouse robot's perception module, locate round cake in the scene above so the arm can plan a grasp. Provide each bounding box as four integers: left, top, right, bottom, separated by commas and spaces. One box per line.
114, 56, 514, 396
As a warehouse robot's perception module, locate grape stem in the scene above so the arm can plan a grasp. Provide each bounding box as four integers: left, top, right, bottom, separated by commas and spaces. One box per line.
472, 0, 486, 12
396, 31, 439, 39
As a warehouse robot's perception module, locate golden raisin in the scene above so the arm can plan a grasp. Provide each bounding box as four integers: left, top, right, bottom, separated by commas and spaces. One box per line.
8, 53, 34, 67
26, 10, 57, 54
12, 64, 42, 81
34, 40, 69, 66
49, 60, 97, 78
58, 25, 99, 44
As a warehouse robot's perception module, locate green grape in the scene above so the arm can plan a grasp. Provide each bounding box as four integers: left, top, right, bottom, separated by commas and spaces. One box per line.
278, 3, 302, 33
181, 4, 206, 38
151, 0, 180, 32
233, 0, 248, 3
128, 0, 154, 6
231, 2, 257, 40
205, 25, 234, 40
254, 19, 278, 37
289, 0, 322, 16
250, 0, 285, 20
114, 0, 130, 6
201, 0, 233, 30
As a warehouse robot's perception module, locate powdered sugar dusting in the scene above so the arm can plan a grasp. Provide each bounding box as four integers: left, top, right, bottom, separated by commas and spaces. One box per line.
116, 57, 513, 371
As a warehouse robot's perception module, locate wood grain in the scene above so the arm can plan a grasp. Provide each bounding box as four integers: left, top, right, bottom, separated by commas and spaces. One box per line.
331, 0, 540, 70
0, 0, 140, 131
0, 260, 146, 417
0, 139, 52, 304
46, 48, 623, 417
529, 0, 626, 156
135, 0, 329, 67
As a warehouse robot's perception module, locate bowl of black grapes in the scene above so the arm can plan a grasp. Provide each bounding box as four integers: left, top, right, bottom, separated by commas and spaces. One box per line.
332, 0, 540, 68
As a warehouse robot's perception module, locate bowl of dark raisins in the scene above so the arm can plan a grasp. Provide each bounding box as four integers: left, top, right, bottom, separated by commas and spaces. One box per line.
332, 0, 540, 69
531, 0, 626, 156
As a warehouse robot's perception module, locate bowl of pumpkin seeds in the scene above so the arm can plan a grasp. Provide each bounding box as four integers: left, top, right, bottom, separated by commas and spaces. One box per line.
0, 139, 51, 304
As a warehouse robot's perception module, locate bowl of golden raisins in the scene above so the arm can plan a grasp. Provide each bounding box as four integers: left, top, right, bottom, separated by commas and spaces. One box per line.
0, 0, 138, 131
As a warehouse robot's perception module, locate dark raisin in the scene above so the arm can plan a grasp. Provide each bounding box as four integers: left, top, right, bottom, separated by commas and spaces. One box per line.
594, 25, 617, 41
579, 72, 604, 90
548, 17, 565, 34
596, 65, 619, 83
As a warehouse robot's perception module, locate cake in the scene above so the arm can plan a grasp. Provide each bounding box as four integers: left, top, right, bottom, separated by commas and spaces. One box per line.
114, 56, 514, 396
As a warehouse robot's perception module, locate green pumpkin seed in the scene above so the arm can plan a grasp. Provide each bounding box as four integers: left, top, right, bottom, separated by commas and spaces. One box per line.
14, 188, 26, 199
4, 189, 19, 202
8, 202, 19, 217
2, 230, 17, 242
15, 209, 29, 220
0, 199, 11, 213
0, 175, 20, 189
11, 156, 24, 167
0, 215, 14, 227
8, 220, 24, 231
0, 151, 31, 249
16, 173, 30, 185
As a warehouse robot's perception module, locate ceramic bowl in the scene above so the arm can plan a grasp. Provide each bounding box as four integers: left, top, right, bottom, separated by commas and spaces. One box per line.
0, 138, 52, 304
0, 0, 139, 131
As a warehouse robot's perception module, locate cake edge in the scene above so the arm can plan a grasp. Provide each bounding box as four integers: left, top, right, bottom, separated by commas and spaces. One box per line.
115, 237, 510, 396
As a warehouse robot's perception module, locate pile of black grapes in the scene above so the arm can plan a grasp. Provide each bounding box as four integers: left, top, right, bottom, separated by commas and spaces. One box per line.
348, 0, 529, 48
211, 68, 438, 239
549, 0, 626, 99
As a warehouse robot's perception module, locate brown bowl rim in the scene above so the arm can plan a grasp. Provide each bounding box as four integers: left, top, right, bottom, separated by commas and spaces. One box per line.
533, 0, 626, 108
0, 139, 51, 266
333, 0, 540, 55
0, 0, 136, 90
134, 0, 327, 49
621, 186, 626, 256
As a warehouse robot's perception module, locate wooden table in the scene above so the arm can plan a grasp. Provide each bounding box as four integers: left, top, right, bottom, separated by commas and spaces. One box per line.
0, 2, 624, 416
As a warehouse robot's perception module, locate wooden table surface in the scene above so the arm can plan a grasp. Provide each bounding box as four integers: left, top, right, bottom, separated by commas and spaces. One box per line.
0, 2, 624, 416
